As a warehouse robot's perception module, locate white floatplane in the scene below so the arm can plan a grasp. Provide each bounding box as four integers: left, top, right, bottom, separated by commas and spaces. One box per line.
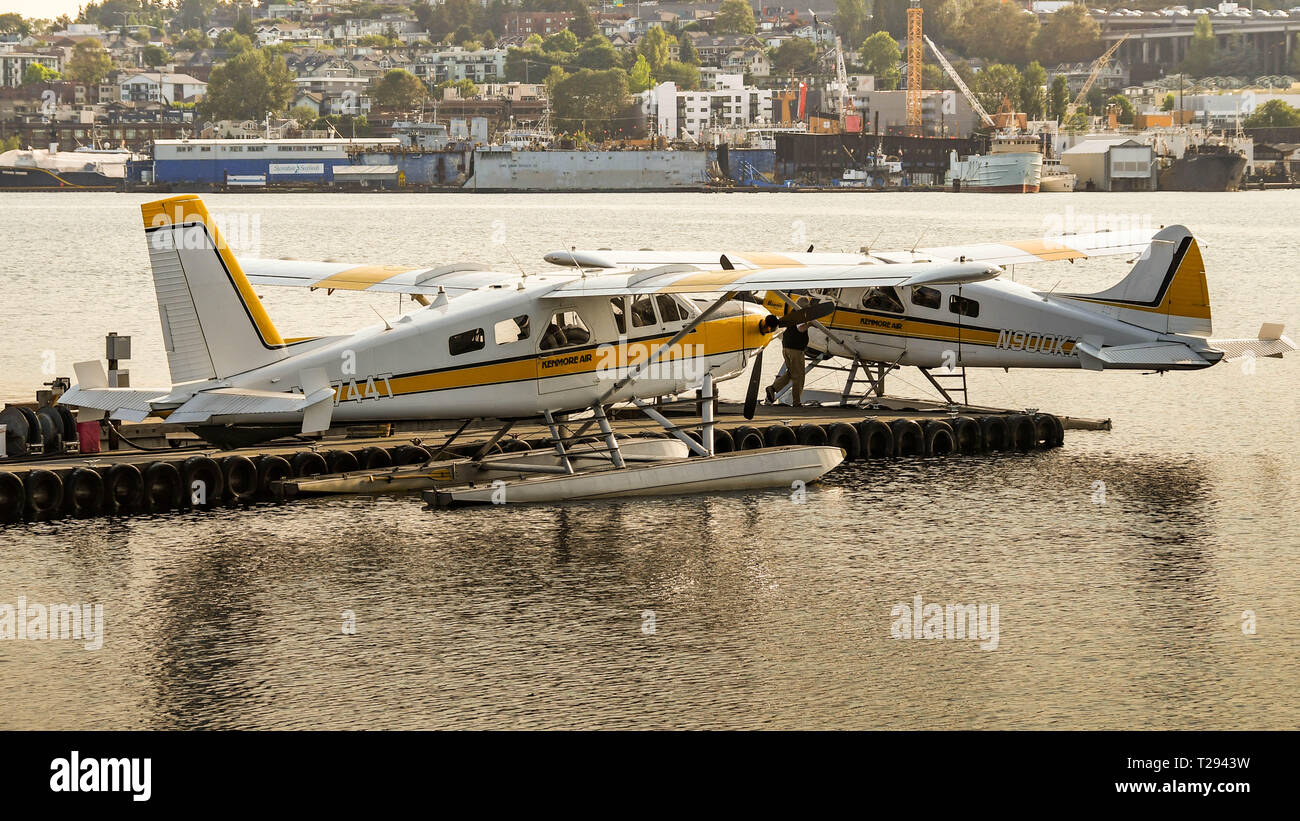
546, 229, 1294, 405
55, 195, 1006, 505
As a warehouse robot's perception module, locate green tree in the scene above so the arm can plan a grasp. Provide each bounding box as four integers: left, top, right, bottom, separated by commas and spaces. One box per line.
773, 37, 817, 75
859, 30, 901, 91
1019, 61, 1047, 120
437, 78, 479, 99
638, 26, 673, 74
715, 0, 756, 35
1048, 74, 1069, 121
956, 0, 1038, 66
835, 0, 869, 50
199, 49, 296, 121
372, 68, 429, 109
679, 36, 700, 66
655, 60, 699, 90
65, 39, 113, 85
234, 8, 255, 38
1183, 14, 1216, 78
1161, 93, 1175, 111
22, 63, 62, 84
973, 63, 1023, 116
1243, 98, 1300, 128
289, 104, 320, 124
0, 134, 21, 152
176, 0, 214, 32
1085, 84, 1105, 116
544, 29, 579, 53
568, 0, 597, 40
142, 44, 169, 67
551, 67, 629, 134
578, 34, 621, 70
1108, 93, 1134, 124
0, 12, 32, 36
1033, 4, 1101, 66
215, 31, 256, 54
628, 54, 653, 92
177, 28, 211, 51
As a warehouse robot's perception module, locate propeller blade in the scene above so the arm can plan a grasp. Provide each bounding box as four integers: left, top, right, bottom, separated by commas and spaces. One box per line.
783, 299, 836, 326
743, 348, 764, 420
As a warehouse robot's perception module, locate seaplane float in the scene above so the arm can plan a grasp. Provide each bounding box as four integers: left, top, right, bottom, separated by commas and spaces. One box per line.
54, 195, 1000, 507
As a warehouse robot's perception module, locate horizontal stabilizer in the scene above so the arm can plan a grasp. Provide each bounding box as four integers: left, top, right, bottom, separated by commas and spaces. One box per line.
1208, 324, 1296, 360
165, 386, 336, 425
1074, 340, 1213, 371
57, 385, 169, 421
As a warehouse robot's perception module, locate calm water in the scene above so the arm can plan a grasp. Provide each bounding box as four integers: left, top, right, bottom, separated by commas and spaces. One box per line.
0, 191, 1296, 729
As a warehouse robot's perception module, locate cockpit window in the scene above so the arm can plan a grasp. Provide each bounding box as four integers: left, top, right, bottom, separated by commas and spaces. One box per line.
911, 286, 941, 309
449, 327, 485, 356
610, 297, 626, 334
540, 310, 591, 350
493, 315, 530, 345
862, 286, 904, 313
630, 294, 657, 328
655, 294, 684, 323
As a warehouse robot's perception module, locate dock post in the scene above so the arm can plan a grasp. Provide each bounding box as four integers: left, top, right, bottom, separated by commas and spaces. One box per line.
701, 372, 715, 455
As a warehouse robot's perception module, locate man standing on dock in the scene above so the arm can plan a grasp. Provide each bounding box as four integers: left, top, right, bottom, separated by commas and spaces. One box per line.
765, 300, 811, 407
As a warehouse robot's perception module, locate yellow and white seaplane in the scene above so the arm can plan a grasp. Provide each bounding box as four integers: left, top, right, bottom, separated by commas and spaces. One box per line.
546, 230, 1294, 405
57, 195, 1003, 505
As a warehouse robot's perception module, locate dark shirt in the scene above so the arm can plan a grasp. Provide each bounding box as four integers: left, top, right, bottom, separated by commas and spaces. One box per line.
781, 322, 809, 350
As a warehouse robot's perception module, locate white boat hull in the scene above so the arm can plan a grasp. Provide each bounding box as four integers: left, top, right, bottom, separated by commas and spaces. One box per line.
424, 445, 845, 506
949, 151, 1042, 193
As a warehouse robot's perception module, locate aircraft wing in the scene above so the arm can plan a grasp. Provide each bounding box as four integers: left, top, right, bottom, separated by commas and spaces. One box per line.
239, 258, 516, 296
543, 249, 866, 270
546, 229, 1158, 270
542, 260, 1001, 297
902, 229, 1160, 266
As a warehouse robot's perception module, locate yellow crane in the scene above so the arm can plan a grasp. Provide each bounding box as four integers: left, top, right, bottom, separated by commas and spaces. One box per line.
906, 0, 923, 130
1065, 34, 1130, 120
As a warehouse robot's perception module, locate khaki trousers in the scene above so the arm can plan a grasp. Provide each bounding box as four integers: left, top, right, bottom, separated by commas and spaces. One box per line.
770, 347, 806, 405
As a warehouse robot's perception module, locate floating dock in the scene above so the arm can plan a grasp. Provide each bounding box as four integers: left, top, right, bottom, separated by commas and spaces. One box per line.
0, 396, 1106, 524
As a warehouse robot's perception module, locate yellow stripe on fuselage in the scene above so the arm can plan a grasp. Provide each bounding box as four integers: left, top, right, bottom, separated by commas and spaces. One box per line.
141, 195, 286, 347
340, 314, 768, 401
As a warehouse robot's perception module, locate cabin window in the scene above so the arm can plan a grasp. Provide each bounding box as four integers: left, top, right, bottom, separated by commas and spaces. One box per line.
911, 286, 941, 309
656, 294, 685, 323
862, 286, 904, 313
630, 294, 658, 328
610, 297, 626, 334
493, 315, 530, 345
949, 295, 980, 318
449, 328, 485, 355
540, 310, 591, 351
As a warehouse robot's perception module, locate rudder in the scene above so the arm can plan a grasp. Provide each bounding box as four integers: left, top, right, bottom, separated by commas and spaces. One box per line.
1058, 224, 1212, 336
142, 196, 287, 382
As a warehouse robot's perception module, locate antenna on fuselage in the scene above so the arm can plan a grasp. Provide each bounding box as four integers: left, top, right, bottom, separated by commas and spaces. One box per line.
505, 247, 528, 280
370, 305, 393, 331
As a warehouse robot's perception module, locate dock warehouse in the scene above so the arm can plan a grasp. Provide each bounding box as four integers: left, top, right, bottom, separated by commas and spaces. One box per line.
149, 137, 401, 186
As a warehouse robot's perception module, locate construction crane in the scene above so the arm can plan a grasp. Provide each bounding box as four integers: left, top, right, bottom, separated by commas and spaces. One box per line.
1065, 34, 1130, 119
923, 35, 995, 130
810, 11, 851, 130
905, 0, 923, 130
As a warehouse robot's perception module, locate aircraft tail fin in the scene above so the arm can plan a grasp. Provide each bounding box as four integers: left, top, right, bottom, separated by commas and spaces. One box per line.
1057, 225, 1212, 336
141, 195, 288, 383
